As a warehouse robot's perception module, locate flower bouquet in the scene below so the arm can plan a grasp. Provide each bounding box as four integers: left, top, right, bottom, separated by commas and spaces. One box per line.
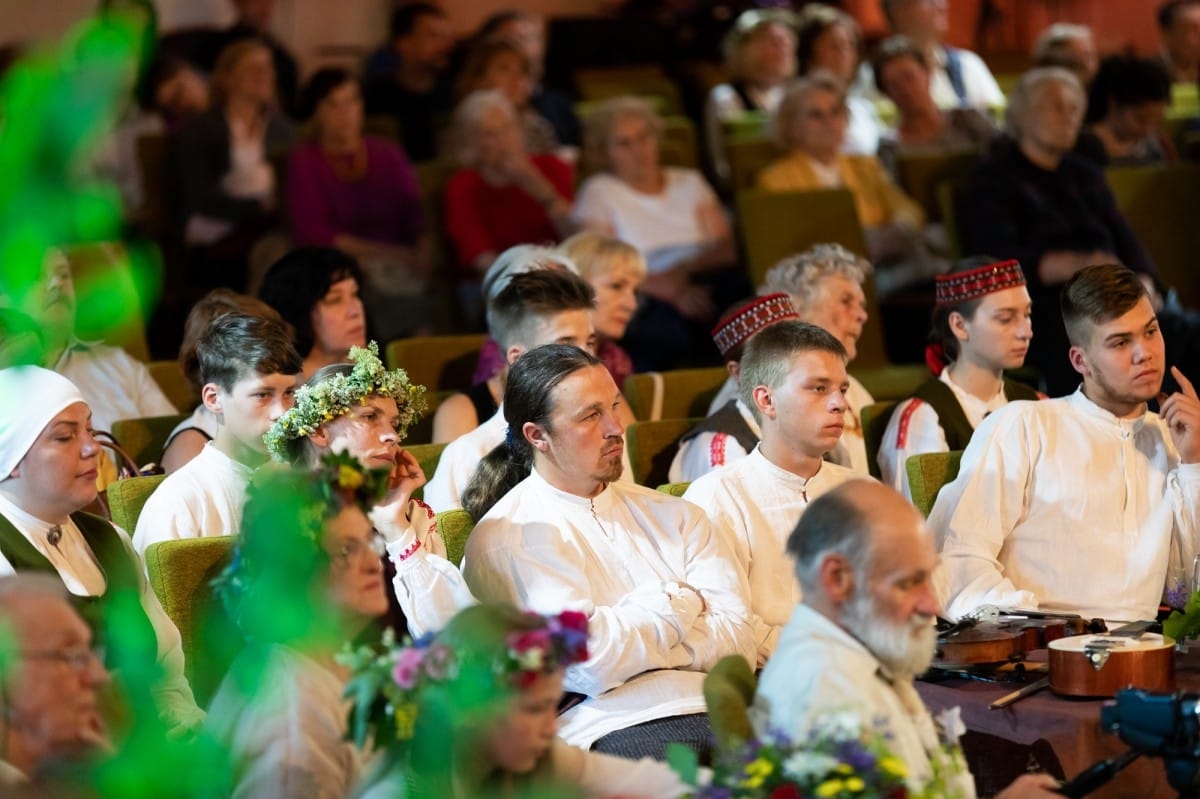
669, 713, 914, 799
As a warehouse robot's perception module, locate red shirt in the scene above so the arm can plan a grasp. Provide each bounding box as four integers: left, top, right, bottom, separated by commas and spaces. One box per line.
443, 153, 573, 277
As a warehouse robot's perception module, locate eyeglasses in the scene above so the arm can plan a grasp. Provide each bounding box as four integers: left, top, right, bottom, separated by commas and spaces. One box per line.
332, 533, 387, 568
21, 646, 105, 674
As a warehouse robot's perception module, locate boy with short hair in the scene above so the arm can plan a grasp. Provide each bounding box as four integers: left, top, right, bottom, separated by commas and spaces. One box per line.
133, 314, 302, 555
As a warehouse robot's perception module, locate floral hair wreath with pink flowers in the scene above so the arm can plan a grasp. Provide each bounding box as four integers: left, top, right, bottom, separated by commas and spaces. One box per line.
339, 610, 590, 750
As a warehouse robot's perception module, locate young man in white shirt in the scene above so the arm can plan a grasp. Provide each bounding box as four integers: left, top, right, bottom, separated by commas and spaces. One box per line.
424, 268, 599, 512
932, 264, 1200, 622
133, 313, 301, 555
684, 320, 861, 666
0, 366, 201, 733
755, 479, 1058, 799
462, 344, 757, 759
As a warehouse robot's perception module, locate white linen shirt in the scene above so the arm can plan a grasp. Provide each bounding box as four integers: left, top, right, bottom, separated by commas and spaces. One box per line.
878, 370, 1012, 499
754, 604, 975, 799
133, 442, 252, 556
928, 46, 1005, 111
462, 469, 757, 746
668, 398, 761, 484
0, 494, 202, 731
932, 389, 1200, 622
683, 447, 862, 665
55, 341, 176, 433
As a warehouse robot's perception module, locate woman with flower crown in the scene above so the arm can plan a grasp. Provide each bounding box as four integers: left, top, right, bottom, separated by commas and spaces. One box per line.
347, 603, 688, 799
877, 258, 1039, 499
265, 341, 475, 638
206, 456, 396, 799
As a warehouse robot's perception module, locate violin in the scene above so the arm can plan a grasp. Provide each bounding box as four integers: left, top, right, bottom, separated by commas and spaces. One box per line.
935, 606, 1107, 666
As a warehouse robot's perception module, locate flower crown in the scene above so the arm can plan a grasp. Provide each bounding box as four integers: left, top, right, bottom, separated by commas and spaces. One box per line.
264, 341, 427, 461
340, 611, 589, 749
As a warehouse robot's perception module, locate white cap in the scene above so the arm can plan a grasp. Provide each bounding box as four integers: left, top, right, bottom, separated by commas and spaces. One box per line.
0, 367, 88, 478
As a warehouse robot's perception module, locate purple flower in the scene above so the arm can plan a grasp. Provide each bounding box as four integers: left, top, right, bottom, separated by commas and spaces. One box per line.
392, 647, 424, 689
836, 740, 877, 771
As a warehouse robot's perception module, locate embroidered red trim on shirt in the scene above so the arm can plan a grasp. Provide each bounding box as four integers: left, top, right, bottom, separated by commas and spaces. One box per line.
895, 399, 925, 449
710, 433, 729, 466
397, 537, 423, 562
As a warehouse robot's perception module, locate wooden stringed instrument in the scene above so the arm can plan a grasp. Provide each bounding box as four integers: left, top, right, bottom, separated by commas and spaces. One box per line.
935, 606, 1107, 666
1047, 632, 1176, 697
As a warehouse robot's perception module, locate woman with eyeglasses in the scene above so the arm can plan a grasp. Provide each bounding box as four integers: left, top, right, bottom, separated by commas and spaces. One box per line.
206, 455, 397, 799
264, 342, 474, 640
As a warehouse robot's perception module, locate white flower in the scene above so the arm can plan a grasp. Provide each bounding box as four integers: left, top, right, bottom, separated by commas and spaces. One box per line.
782, 751, 840, 782
812, 710, 863, 741
934, 706, 966, 746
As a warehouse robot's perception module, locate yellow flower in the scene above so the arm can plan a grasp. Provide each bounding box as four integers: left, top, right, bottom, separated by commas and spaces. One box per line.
741, 757, 774, 789
836, 764, 853, 775
394, 703, 417, 739
845, 776, 864, 792
879, 756, 907, 779
338, 464, 364, 489
816, 778, 844, 797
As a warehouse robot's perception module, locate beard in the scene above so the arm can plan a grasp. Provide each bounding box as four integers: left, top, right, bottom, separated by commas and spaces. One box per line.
844, 587, 937, 677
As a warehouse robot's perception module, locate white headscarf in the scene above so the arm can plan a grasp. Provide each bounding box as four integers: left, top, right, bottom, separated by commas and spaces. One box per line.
0, 366, 88, 478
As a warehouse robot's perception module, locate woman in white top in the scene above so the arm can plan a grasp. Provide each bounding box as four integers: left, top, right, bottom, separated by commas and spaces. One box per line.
352, 603, 687, 799
794, 3, 884, 156
878, 257, 1038, 498
573, 96, 746, 369
704, 9, 798, 184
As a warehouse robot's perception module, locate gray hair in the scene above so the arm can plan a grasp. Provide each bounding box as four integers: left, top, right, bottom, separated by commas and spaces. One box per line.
1005, 66, 1084, 139
451, 89, 518, 168
722, 8, 798, 76
482, 244, 578, 305
772, 71, 847, 149
1032, 23, 1093, 63
738, 320, 847, 425
582, 95, 664, 174
759, 243, 871, 314
788, 481, 876, 593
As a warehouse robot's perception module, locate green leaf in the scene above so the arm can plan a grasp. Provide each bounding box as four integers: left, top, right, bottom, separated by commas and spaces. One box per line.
667, 742, 700, 786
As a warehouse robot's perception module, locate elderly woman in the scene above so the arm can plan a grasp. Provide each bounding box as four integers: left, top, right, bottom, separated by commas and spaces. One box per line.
795, 3, 883, 155
961, 66, 1155, 394
443, 90, 574, 312
455, 39, 561, 156
288, 67, 432, 339
760, 243, 877, 474
573, 96, 745, 369
259, 246, 369, 380
704, 9, 797, 182
758, 73, 943, 294
872, 36, 996, 177
178, 38, 295, 289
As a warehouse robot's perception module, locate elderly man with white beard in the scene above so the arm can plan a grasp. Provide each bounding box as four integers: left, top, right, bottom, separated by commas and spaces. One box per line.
752, 480, 1059, 799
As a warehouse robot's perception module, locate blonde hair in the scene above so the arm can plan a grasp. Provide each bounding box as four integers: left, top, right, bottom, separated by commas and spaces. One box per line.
558, 232, 647, 282
210, 38, 273, 108
771, 71, 847, 149
582, 95, 664, 174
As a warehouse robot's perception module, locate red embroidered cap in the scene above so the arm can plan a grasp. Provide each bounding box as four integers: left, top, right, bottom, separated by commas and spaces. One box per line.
935, 259, 1025, 306
711, 293, 799, 360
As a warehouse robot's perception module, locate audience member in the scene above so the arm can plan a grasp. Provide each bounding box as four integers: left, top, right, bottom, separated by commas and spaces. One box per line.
1077, 54, 1174, 167
427, 269, 598, 511
559, 232, 646, 391
455, 39, 560, 156
961, 67, 1156, 395
574, 96, 744, 370
354, 604, 688, 798
0, 575, 111, 788
362, 2, 456, 163
669, 293, 799, 483
684, 321, 860, 667
1031, 23, 1099, 84
258, 246, 368, 380
1157, 0, 1200, 84
795, 4, 883, 155
705, 9, 798, 183
289, 67, 433, 340
758, 74, 944, 295
932, 264, 1200, 622
177, 39, 296, 289
0, 309, 43, 369
0, 367, 201, 732
133, 313, 300, 555
163, 289, 289, 474
0, 248, 175, 436
137, 52, 211, 132
197, 0, 299, 117
759, 244, 876, 474
462, 344, 756, 757
872, 36, 996, 178
476, 9, 581, 146
877, 258, 1037, 497
206, 457, 392, 797
879, 0, 1004, 110
753, 480, 1060, 799
443, 91, 574, 309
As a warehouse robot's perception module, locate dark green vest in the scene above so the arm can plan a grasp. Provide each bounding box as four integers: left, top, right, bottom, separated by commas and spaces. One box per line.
912, 377, 1041, 451
0, 510, 158, 666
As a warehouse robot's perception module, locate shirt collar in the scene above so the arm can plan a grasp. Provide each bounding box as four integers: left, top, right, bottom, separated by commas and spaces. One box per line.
1066, 386, 1148, 433
528, 466, 614, 512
